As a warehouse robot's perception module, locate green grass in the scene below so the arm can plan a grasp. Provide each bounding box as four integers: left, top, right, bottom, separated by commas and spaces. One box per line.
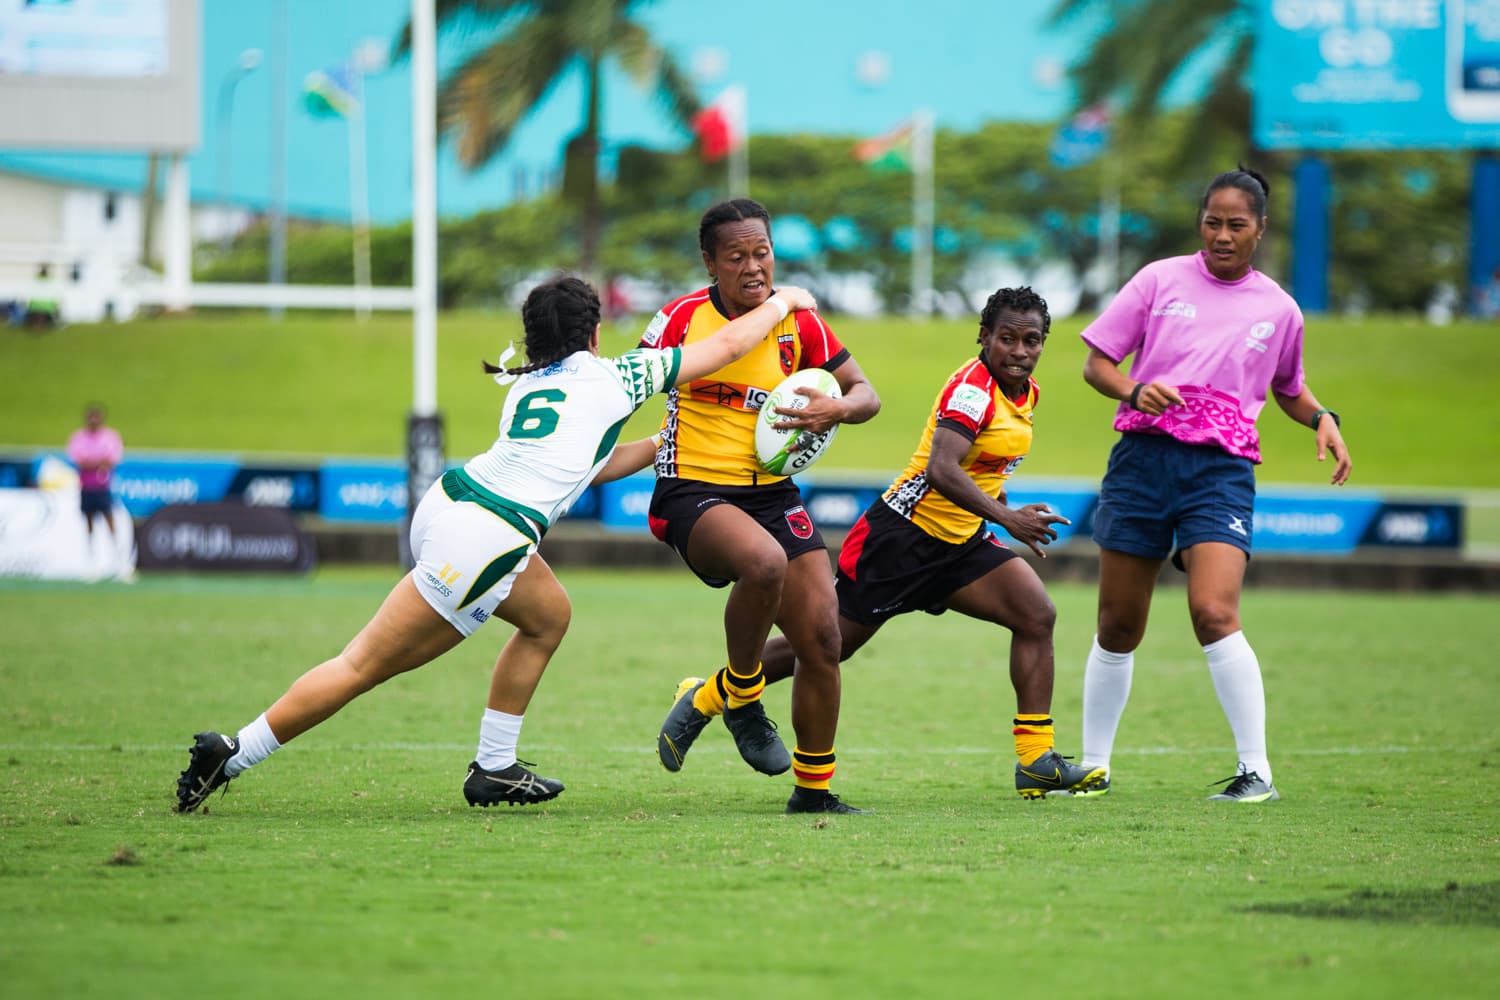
2, 567, 1498, 998
3, 310, 1499, 490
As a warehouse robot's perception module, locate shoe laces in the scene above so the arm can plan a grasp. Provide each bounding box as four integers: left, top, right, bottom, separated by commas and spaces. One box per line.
731, 708, 780, 747
1210, 768, 1262, 796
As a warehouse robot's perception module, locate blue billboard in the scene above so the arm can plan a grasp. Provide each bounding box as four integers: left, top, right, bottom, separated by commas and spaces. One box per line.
1255, 0, 1500, 148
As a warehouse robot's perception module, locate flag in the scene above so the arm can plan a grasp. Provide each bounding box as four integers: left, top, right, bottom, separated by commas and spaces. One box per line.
693, 84, 746, 163
303, 63, 359, 119
853, 121, 914, 172
1049, 104, 1111, 169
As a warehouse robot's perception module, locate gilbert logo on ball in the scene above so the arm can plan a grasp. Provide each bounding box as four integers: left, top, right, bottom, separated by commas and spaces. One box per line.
755, 368, 842, 475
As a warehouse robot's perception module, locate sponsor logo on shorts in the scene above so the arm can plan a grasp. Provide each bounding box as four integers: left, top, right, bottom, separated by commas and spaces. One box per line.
425, 562, 462, 598
1228, 515, 1248, 537
469, 607, 490, 624
1244, 321, 1276, 353
785, 505, 814, 540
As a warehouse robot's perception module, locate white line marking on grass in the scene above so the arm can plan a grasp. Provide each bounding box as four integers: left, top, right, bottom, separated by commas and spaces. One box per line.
0, 743, 1420, 755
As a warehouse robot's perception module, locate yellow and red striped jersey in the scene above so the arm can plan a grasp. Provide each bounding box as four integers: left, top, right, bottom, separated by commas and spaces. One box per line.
881, 357, 1038, 544
640, 286, 849, 485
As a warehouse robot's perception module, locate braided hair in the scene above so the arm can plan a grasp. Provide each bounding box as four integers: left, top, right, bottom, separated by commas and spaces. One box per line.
483, 274, 600, 378
978, 286, 1051, 344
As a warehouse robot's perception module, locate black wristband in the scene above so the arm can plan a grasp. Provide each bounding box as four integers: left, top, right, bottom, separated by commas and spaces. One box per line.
1128, 383, 1144, 411
1311, 408, 1340, 430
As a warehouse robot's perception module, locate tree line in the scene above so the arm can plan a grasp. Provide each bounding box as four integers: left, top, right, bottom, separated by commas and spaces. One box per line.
197, 111, 1474, 316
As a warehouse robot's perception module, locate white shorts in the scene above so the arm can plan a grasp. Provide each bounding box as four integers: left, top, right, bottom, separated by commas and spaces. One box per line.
409, 476, 536, 637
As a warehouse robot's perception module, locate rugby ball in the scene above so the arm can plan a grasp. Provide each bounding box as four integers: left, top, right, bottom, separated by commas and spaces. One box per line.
755, 368, 842, 476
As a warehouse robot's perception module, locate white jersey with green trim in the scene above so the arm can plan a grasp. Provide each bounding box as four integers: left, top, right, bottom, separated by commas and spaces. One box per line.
462, 347, 682, 533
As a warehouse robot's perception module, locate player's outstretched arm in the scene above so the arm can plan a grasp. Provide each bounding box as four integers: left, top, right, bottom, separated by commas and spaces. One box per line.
672, 286, 817, 386
593, 434, 659, 484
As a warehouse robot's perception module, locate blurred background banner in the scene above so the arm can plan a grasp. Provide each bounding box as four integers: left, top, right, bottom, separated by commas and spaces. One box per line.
1254, 0, 1500, 148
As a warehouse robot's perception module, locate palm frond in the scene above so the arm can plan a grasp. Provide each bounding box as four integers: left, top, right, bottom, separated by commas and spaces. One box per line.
1061, 0, 1250, 124
392, 0, 536, 61
608, 19, 700, 128
436, 17, 572, 167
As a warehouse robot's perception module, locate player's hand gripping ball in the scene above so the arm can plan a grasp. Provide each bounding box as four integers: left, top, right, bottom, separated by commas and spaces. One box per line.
755, 368, 841, 475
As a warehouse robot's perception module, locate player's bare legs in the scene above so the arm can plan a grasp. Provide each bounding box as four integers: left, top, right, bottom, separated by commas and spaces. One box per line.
656, 504, 791, 777
684, 504, 786, 675
776, 551, 867, 811
266, 575, 465, 743
485, 556, 572, 714
777, 552, 841, 745
945, 559, 1056, 714
760, 616, 879, 684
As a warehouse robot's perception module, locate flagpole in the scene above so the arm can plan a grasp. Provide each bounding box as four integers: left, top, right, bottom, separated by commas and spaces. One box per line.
729, 85, 749, 198
349, 66, 372, 321
910, 109, 935, 321
1100, 150, 1120, 294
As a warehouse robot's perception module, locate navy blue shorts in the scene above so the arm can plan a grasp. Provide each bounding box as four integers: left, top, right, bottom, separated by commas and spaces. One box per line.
1091, 433, 1255, 567
80, 488, 113, 519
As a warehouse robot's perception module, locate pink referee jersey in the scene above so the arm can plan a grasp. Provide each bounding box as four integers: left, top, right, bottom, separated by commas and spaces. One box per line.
1081, 251, 1306, 463
66, 426, 123, 490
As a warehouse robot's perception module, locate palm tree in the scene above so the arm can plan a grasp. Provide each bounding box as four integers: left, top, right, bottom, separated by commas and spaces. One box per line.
396, 0, 701, 280
1050, 0, 1256, 169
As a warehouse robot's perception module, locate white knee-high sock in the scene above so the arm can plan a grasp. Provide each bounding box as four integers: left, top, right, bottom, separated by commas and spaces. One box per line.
1204, 630, 1271, 784
225, 713, 281, 777
1081, 637, 1134, 771
476, 708, 524, 771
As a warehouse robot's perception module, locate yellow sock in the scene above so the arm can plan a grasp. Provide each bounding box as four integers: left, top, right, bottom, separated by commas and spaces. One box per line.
692, 672, 727, 717
1013, 714, 1054, 766
722, 663, 765, 709
792, 746, 835, 790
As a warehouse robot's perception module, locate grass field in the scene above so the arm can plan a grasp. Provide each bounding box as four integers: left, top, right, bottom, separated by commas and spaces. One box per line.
3, 309, 1499, 491
2, 567, 1497, 999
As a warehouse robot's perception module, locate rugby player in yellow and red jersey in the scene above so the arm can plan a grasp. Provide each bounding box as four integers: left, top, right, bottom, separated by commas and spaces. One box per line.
759, 286, 1107, 799
645, 198, 882, 814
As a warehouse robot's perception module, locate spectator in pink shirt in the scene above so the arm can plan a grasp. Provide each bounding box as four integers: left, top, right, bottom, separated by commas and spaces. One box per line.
66, 404, 125, 548
1075, 167, 1352, 804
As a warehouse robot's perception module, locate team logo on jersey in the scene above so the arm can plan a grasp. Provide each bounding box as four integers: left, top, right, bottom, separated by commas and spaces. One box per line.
1244, 321, 1276, 354
947, 384, 990, 424
642, 310, 668, 347
784, 505, 814, 539
777, 331, 796, 374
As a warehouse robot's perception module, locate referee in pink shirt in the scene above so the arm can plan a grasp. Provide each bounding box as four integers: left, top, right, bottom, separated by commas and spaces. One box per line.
1075, 167, 1353, 804
66, 404, 125, 549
